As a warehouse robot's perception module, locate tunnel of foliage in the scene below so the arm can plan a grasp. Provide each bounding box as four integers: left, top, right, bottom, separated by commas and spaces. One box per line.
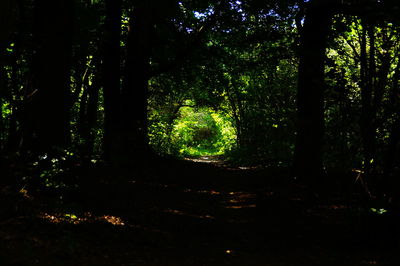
1, 0, 400, 211
149, 102, 236, 157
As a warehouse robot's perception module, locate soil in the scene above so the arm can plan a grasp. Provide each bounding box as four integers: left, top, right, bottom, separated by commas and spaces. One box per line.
1, 156, 399, 265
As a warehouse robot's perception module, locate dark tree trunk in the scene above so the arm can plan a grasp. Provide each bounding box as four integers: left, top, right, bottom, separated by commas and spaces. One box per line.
6, 46, 20, 154
293, 3, 332, 190
0, 0, 16, 52
382, 62, 400, 201
70, 41, 90, 109
85, 70, 100, 159
359, 19, 375, 177
102, 0, 122, 163
23, 0, 73, 156
120, 4, 153, 165
384, 118, 400, 194
0, 97, 3, 154
78, 82, 89, 142
4, 0, 26, 156
227, 91, 242, 148
78, 64, 100, 161
0, 64, 7, 154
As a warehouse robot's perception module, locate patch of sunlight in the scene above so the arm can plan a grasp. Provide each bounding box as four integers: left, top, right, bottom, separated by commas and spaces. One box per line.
238, 166, 259, 170
101, 215, 125, 226
228, 198, 246, 204
184, 156, 224, 164
228, 191, 255, 198
40, 212, 84, 225
225, 191, 256, 209
19, 188, 33, 200
40, 212, 126, 226
225, 204, 256, 209
185, 157, 216, 163
352, 169, 364, 174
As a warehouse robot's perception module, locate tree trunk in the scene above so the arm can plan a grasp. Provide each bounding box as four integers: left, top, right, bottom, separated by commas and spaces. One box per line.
23, 0, 73, 156
293, 3, 332, 190
78, 63, 100, 162
77, 82, 89, 144
383, 62, 400, 201
0, 0, 16, 52
359, 19, 375, 177
85, 70, 100, 159
120, 3, 153, 165
0, 63, 7, 154
102, 0, 122, 163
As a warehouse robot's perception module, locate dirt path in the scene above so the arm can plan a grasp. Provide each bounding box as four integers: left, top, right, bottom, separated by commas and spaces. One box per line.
1, 157, 399, 265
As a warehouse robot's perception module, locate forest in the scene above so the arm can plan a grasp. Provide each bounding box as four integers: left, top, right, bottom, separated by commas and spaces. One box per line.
1, 0, 400, 265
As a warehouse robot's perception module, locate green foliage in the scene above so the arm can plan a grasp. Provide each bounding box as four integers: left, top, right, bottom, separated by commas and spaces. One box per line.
147, 1, 298, 164
22, 150, 80, 190
1, 101, 11, 118
325, 15, 400, 172
370, 208, 388, 215
172, 105, 236, 156
149, 102, 236, 157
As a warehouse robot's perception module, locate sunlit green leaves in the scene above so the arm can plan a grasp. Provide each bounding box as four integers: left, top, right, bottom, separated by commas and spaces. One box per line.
64, 213, 78, 220
370, 208, 388, 215
6, 43, 14, 53
149, 103, 236, 157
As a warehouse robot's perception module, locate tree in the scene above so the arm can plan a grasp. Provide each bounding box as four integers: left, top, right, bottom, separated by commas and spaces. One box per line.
293, 1, 332, 188
22, 0, 74, 156
0, 0, 16, 53
102, 0, 122, 163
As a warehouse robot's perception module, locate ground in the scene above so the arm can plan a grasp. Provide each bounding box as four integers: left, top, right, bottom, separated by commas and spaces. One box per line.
1, 156, 399, 265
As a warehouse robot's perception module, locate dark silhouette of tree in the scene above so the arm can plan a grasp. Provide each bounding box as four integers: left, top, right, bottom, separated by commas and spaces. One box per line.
22, 0, 74, 156
102, 0, 122, 164
120, 2, 154, 165
293, 1, 332, 189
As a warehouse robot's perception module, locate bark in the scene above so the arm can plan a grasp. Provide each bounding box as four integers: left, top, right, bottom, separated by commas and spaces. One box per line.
0, 0, 16, 52
77, 82, 89, 141
227, 91, 241, 148
70, 42, 90, 109
0, 0, 16, 153
4, 0, 26, 155
383, 62, 400, 198
384, 117, 400, 197
6, 41, 20, 154
78, 64, 100, 161
85, 72, 100, 158
359, 20, 375, 175
0, 97, 3, 154
23, 0, 73, 156
293, 3, 332, 188
120, 3, 153, 165
102, 0, 122, 163
0, 68, 6, 154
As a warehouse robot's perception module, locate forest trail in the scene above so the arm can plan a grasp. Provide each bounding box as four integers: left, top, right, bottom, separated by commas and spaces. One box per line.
184, 155, 224, 163
1, 157, 399, 265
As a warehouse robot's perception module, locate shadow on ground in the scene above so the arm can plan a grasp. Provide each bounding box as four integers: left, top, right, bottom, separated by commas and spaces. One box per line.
1, 156, 399, 265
